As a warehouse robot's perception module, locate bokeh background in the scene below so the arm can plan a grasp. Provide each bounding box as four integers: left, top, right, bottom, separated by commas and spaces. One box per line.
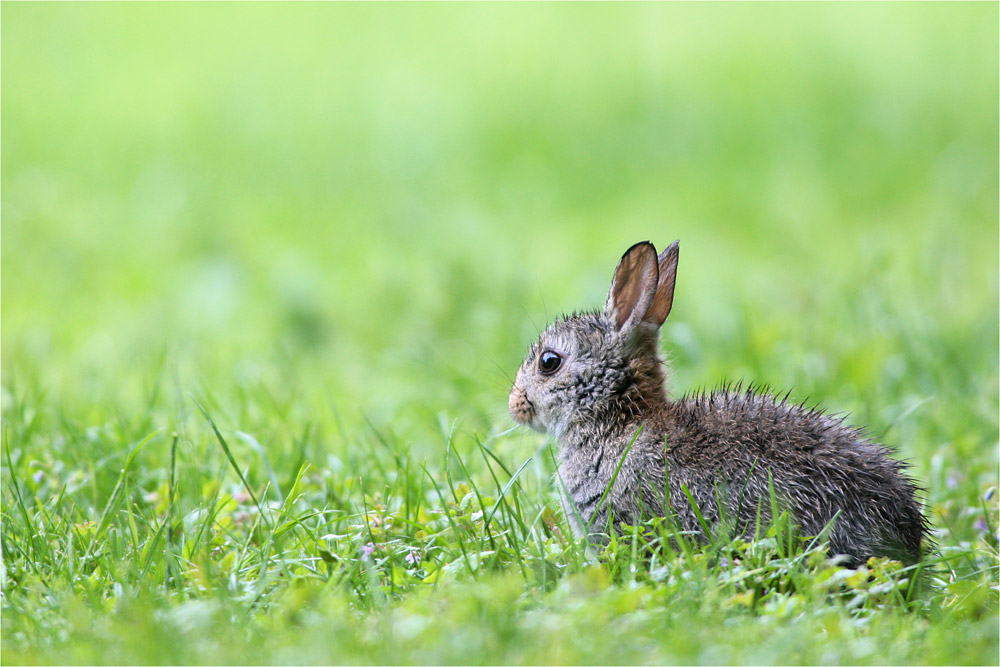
3, 4, 998, 663
3, 2, 997, 517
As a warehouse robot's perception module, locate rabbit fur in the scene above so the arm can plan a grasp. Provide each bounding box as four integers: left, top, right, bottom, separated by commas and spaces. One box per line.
508, 240, 927, 566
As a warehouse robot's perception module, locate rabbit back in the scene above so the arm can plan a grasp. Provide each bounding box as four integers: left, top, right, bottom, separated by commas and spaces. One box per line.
661, 387, 927, 565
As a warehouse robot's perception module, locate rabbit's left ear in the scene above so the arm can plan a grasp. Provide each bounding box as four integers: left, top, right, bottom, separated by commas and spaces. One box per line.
605, 242, 659, 332
642, 240, 679, 328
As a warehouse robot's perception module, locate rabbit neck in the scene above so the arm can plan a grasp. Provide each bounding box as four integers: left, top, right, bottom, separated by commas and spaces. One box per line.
559, 356, 670, 453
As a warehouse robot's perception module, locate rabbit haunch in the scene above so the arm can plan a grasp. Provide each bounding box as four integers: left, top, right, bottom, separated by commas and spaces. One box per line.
509, 240, 927, 566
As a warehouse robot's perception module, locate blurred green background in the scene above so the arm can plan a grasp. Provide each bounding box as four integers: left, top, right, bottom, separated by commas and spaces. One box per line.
2, 4, 998, 664
4, 3, 997, 446
4, 2, 998, 467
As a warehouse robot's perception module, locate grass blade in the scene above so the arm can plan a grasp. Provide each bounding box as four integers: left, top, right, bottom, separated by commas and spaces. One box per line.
190, 394, 271, 530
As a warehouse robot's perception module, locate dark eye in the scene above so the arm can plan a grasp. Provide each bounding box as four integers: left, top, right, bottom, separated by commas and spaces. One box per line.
538, 350, 563, 375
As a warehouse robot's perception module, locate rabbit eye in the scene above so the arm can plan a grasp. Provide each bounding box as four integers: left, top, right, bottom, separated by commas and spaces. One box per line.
538, 350, 563, 375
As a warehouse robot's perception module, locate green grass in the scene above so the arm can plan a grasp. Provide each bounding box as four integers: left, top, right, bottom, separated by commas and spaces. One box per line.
2, 3, 998, 664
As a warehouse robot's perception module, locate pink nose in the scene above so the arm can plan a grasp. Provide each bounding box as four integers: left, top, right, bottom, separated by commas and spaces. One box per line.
508, 385, 534, 424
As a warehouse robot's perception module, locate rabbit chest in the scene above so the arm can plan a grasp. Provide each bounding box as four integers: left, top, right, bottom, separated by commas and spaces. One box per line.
556, 429, 669, 539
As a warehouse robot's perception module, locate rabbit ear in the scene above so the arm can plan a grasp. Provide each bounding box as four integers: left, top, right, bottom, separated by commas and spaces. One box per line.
605, 241, 660, 332
642, 240, 679, 328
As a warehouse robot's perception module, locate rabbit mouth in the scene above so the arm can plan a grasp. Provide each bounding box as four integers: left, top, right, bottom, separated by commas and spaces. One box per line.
508, 385, 536, 426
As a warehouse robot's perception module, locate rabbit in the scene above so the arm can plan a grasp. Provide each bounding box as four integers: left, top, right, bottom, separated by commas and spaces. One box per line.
508, 240, 928, 566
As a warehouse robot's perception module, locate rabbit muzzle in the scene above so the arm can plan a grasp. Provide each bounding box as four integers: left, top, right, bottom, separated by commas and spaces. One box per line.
508, 384, 535, 425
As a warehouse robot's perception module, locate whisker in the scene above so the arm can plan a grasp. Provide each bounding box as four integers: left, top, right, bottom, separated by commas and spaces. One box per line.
534, 272, 549, 324
486, 355, 516, 385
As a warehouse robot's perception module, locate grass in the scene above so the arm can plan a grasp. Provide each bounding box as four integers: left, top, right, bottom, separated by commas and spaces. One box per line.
2, 3, 998, 664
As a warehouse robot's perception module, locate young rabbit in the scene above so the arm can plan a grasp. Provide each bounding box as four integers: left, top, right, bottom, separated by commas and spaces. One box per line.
509, 241, 927, 566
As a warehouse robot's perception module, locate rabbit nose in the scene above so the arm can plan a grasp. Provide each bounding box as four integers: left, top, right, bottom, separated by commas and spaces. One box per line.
509, 385, 534, 424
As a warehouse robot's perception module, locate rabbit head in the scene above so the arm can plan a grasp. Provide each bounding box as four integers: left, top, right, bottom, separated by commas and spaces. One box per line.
509, 241, 679, 439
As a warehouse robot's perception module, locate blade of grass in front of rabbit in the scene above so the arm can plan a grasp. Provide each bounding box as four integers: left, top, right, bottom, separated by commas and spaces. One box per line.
663, 433, 670, 518
550, 450, 587, 537
753, 496, 764, 545
734, 456, 761, 541
802, 508, 841, 563
680, 483, 712, 538
767, 470, 786, 559
660, 435, 696, 560
659, 433, 683, 560
630, 507, 641, 580
625, 485, 647, 581
586, 423, 644, 533
713, 478, 728, 542
546, 444, 594, 565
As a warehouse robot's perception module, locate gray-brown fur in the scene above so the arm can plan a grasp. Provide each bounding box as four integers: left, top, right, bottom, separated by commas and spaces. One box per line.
509, 241, 928, 566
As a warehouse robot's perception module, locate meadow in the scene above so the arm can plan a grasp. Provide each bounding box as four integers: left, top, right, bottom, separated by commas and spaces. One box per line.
2, 3, 998, 664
